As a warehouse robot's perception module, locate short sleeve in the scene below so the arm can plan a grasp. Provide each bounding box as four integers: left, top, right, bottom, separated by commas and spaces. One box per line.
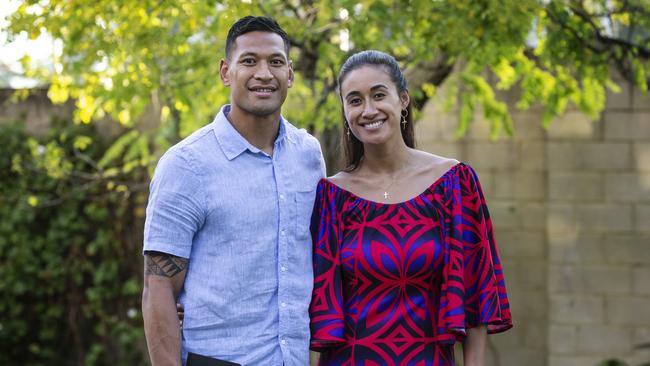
143, 148, 206, 259
316, 141, 327, 177
309, 181, 345, 351
436, 164, 512, 343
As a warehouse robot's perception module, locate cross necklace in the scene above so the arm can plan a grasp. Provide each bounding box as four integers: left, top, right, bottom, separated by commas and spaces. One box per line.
381, 174, 399, 199
372, 156, 412, 200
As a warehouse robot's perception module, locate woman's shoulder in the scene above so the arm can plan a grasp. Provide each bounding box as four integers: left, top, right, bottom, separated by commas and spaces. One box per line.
324, 170, 364, 191
413, 149, 459, 165
410, 150, 462, 179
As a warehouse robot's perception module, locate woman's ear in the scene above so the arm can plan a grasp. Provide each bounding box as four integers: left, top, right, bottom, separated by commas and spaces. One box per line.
400, 90, 410, 109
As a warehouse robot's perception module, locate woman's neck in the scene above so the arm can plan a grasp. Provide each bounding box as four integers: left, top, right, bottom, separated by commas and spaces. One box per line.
360, 139, 412, 175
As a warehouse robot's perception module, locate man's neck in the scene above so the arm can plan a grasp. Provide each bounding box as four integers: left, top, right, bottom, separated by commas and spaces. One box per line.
227, 106, 281, 155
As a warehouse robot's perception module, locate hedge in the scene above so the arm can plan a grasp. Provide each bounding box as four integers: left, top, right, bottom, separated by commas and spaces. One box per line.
0, 120, 149, 365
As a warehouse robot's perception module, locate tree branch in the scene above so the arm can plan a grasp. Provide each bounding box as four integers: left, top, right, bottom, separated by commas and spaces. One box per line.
404, 53, 455, 107
570, 4, 650, 58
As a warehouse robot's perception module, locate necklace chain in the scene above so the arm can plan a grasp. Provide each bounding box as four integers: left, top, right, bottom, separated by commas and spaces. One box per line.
368, 156, 412, 200
381, 174, 400, 199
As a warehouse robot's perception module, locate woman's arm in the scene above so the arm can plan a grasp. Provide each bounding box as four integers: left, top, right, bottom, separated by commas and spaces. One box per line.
310, 351, 320, 366
462, 325, 487, 366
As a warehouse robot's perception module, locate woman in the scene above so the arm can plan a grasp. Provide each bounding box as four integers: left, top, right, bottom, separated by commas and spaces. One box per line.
309, 50, 512, 365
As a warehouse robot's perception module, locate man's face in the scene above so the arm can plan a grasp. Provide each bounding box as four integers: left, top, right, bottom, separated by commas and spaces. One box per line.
220, 31, 293, 118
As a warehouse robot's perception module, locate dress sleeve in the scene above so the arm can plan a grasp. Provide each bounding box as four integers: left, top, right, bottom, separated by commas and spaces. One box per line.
309, 180, 346, 351
436, 164, 512, 343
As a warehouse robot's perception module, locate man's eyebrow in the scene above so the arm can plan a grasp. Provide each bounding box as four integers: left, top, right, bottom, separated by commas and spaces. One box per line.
236, 52, 257, 59
236, 51, 287, 59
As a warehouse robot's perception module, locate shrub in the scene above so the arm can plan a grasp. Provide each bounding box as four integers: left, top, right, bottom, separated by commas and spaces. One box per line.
0, 120, 149, 365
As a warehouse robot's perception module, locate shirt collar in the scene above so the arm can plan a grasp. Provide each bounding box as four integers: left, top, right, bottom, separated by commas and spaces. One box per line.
212, 105, 289, 160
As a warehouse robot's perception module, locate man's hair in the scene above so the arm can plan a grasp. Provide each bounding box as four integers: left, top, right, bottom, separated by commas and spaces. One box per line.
225, 16, 290, 59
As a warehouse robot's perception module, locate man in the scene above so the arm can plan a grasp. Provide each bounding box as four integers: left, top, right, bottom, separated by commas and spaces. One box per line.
142, 16, 324, 366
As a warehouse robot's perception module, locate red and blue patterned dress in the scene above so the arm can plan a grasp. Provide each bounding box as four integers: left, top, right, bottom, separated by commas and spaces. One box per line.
309, 163, 512, 366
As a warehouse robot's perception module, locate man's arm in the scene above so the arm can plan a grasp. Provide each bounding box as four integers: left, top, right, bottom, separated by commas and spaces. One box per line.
462, 325, 487, 366
142, 251, 188, 366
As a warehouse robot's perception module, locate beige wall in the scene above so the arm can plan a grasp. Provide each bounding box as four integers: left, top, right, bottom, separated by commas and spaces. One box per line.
0, 88, 142, 138
0, 88, 73, 135
417, 78, 650, 365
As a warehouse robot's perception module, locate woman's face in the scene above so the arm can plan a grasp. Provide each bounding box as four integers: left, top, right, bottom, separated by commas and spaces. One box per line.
340, 65, 409, 146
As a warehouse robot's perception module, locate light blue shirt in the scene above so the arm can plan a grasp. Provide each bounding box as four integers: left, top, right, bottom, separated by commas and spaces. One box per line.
143, 105, 325, 366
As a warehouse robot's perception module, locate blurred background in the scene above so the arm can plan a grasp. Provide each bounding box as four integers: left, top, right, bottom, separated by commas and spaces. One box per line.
1, 0, 649, 365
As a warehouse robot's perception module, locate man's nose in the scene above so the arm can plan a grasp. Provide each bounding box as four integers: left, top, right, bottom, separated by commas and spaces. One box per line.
254, 62, 273, 81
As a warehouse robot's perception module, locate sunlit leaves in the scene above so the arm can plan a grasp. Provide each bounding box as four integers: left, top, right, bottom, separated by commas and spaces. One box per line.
97, 130, 139, 169
633, 58, 648, 93
73, 135, 93, 151
4, 0, 649, 145
27, 138, 73, 179
493, 58, 518, 90
27, 195, 38, 207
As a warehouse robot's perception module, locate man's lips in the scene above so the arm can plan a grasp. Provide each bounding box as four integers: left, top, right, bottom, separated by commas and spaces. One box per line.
249, 86, 277, 94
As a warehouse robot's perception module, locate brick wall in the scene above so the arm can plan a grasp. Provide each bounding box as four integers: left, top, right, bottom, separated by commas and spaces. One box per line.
416, 79, 650, 365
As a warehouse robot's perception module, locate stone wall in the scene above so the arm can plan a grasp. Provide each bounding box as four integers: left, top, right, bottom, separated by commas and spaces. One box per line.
417, 92, 549, 366
416, 78, 650, 365
545, 81, 650, 366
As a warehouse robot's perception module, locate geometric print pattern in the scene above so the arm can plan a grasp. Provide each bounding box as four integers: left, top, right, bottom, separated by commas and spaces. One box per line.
309, 163, 512, 365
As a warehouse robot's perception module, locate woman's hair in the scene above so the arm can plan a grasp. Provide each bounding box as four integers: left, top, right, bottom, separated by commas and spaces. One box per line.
338, 50, 414, 171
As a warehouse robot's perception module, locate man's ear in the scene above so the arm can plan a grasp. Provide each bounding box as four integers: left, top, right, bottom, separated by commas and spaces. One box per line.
287, 60, 294, 88
220, 59, 230, 86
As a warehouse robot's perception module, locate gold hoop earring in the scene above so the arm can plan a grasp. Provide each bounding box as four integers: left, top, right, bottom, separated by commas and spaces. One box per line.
401, 109, 408, 128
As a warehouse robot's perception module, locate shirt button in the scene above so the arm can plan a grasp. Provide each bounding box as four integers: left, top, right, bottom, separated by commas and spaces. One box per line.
281, 302, 287, 307
281, 339, 287, 345
281, 266, 287, 272
281, 230, 286, 236
279, 194, 285, 200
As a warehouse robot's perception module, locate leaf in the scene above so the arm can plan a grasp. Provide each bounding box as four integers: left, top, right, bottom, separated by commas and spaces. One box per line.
27, 196, 39, 207
97, 130, 139, 168
73, 135, 93, 151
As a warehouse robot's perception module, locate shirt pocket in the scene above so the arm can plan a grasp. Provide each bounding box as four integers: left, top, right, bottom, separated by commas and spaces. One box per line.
294, 188, 317, 240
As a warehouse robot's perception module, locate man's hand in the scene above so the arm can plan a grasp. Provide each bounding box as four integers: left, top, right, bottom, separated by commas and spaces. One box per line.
142, 251, 188, 366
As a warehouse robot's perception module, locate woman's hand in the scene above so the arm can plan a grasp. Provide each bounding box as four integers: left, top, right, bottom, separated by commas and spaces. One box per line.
176, 302, 184, 326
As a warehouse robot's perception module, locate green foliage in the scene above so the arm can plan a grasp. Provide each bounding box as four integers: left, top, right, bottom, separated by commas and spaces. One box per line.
0, 121, 149, 365
5, 0, 649, 147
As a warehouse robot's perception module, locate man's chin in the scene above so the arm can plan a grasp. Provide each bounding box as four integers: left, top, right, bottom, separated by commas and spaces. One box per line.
243, 102, 283, 118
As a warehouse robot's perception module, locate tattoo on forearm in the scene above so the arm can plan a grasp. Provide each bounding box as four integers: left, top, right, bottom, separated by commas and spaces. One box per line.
145, 252, 188, 277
